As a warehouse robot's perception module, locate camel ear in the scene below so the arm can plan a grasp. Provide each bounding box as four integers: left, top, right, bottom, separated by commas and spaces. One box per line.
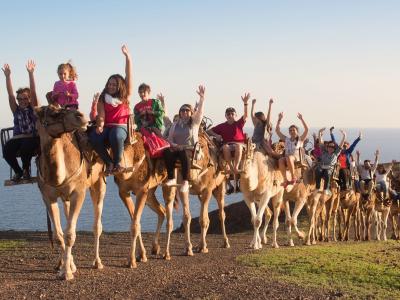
34, 106, 43, 118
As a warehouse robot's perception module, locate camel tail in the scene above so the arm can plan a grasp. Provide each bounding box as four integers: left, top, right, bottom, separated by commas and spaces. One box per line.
46, 209, 54, 249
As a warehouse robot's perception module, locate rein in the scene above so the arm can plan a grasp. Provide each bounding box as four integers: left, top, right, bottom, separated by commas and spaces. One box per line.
38, 150, 85, 189
40, 106, 68, 138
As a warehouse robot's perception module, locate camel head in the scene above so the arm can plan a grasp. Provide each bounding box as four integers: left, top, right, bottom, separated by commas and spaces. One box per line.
35, 105, 88, 138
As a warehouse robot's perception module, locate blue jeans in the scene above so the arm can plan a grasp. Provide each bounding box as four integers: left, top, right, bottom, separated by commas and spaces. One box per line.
376, 180, 387, 194
89, 126, 127, 166
315, 167, 332, 191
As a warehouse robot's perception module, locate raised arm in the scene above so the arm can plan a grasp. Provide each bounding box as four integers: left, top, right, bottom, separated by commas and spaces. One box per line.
121, 45, 133, 99
318, 127, 326, 146
355, 150, 361, 167
372, 149, 379, 173
96, 101, 105, 134
298, 113, 309, 141
2, 64, 17, 113
192, 85, 205, 125
266, 98, 273, 127
250, 98, 257, 126
330, 126, 336, 145
347, 131, 362, 154
26, 60, 39, 107
241, 92, 250, 122
338, 129, 346, 148
275, 112, 286, 140
387, 160, 396, 174
90, 92, 100, 122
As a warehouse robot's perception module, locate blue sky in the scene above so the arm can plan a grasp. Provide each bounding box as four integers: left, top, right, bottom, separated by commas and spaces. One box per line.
1, 0, 399, 128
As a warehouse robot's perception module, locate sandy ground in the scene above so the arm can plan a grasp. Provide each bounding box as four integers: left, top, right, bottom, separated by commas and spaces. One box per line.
0, 230, 335, 300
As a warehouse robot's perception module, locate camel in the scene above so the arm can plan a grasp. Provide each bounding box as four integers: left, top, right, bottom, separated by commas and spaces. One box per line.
389, 172, 400, 239
109, 132, 168, 268
359, 189, 376, 241
305, 181, 340, 245
372, 189, 391, 241
241, 145, 285, 250
336, 188, 361, 241
282, 165, 314, 246
161, 131, 230, 259
35, 105, 106, 280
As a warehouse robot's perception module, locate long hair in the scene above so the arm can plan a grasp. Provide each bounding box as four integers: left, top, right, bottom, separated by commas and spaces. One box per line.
289, 124, 299, 145
179, 103, 194, 127
57, 62, 78, 81
100, 74, 129, 104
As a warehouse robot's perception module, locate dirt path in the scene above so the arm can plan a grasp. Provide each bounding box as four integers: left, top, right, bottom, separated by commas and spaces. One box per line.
0, 231, 333, 299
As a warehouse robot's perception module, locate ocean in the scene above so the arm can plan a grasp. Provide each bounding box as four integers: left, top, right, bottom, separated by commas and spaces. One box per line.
0, 128, 398, 232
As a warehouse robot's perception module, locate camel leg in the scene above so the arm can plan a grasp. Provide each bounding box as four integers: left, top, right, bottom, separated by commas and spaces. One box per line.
61, 191, 85, 280
162, 186, 175, 260
271, 193, 283, 249
198, 189, 212, 253
292, 198, 306, 240
89, 180, 106, 269
306, 193, 319, 246
47, 200, 65, 271
119, 190, 147, 263
128, 191, 147, 268
374, 211, 381, 241
284, 201, 294, 247
382, 209, 390, 241
213, 184, 230, 248
261, 206, 272, 244
255, 192, 273, 250
180, 190, 193, 256
338, 208, 344, 241
243, 194, 260, 249
391, 214, 397, 239
146, 188, 166, 256
332, 209, 338, 242
366, 210, 373, 241
63, 200, 70, 220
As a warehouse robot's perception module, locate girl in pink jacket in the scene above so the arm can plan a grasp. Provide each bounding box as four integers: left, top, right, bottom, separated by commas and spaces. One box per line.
52, 62, 79, 109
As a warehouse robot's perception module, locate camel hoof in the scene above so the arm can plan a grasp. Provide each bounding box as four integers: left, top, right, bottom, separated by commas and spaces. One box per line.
58, 271, 74, 281
305, 241, 311, 246
272, 243, 279, 249
288, 240, 295, 247
92, 260, 104, 270
262, 238, 268, 245
128, 259, 137, 269
223, 240, 231, 249
138, 255, 148, 263
70, 262, 77, 274
163, 253, 171, 261
312, 240, 317, 245
54, 260, 62, 271
185, 249, 194, 256
199, 247, 209, 254
297, 231, 305, 240
151, 245, 161, 256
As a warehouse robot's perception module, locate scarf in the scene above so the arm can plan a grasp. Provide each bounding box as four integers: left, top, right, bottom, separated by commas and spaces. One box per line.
104, 93, 122, 107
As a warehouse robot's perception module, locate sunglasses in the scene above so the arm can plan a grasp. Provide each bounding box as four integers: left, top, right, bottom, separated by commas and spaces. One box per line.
17, 97, 29, 101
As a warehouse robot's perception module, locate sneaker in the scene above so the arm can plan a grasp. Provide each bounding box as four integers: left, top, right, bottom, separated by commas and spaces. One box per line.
226, 181, 235, 195
180, 181, 189, 193
104, 163, 114, 176
112, 164, 125, 174
12, 172, 23, 182
22, 169, 31, 180
165, 179, 177, 186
